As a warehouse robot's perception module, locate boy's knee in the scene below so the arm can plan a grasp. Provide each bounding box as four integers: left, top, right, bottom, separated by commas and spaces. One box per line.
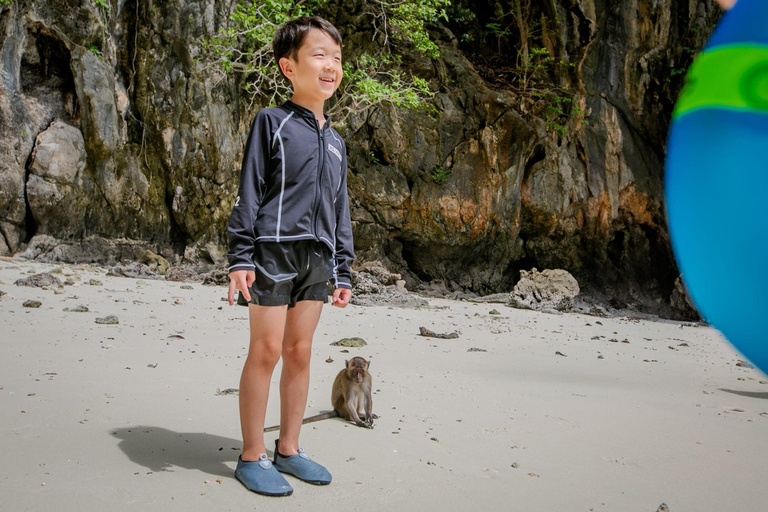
281, 340, 312, 366
246, 339, 283, 367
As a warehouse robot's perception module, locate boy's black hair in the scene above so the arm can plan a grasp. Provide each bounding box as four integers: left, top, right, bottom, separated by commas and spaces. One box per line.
273, 16, 343, 78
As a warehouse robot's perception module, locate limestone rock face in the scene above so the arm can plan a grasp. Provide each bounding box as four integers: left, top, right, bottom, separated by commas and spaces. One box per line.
670, 277, 699, 321
509, 268, 580, 313
0, 0, 720, 318
26, 121, 87, 236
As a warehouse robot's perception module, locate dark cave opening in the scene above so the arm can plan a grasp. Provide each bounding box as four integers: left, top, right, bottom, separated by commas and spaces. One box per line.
607, 230, 625, 269
396, 237, 434, 283
505, 251, 539, 286
20, 24, 78, 125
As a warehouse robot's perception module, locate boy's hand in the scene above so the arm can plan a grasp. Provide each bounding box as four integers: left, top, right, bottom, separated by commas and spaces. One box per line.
331, 287, 352, 308
228, 270, 255, 306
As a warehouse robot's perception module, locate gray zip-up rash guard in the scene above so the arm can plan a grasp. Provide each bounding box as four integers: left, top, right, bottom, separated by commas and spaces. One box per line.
227, 100, 354, 290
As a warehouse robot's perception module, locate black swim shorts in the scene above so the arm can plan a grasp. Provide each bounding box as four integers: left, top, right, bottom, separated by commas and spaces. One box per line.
236, 240, 334, 308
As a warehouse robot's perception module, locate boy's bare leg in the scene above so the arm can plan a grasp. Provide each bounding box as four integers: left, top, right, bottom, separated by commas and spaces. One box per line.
239, 304, 288, 461
277, 300, 324, 455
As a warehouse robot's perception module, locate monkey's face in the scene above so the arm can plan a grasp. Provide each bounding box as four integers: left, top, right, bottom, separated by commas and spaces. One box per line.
345, 357, 370, 383
348, 367, 366, 383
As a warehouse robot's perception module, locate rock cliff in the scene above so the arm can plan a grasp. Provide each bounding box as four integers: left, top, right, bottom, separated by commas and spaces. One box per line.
0, 0, 720, 317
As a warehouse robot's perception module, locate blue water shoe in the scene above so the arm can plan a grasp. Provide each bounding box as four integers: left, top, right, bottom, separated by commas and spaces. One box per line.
234, 453, 293, 496
273, 441, 332, 485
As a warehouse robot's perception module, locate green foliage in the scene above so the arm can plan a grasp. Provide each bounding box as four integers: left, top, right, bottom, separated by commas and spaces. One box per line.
94, 0, 110, 10
388, 0, 450, 59
543, 95, 587, 136
667, 24, 705, 84
447, 3, 475, 24
430, 165, 452, 184
669, 67, 686, 78
86, 44, 103, 60
200, 0, 443, 123
368, 151, 380, 165
485, 22, 511, 38
337, 54, 435, 121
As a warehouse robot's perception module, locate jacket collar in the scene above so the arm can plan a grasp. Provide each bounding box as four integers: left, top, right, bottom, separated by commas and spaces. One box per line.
283, 100, 332, 128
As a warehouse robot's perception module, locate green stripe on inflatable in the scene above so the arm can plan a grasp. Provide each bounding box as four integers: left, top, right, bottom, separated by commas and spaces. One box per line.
673, 44, 768, 119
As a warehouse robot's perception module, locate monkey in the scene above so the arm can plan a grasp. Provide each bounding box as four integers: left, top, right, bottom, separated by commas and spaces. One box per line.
332, 356, 377, 428
264, 357, 377, 432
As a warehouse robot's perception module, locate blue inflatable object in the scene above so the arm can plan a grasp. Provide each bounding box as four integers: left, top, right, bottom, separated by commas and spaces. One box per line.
665, 0, 768, 373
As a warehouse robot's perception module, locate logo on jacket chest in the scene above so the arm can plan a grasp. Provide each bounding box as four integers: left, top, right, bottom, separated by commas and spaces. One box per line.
327, 142, 342, 162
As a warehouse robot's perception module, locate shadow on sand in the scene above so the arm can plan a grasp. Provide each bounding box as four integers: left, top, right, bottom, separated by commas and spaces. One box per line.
719, 388, 768, 400
111, 426, 249, 478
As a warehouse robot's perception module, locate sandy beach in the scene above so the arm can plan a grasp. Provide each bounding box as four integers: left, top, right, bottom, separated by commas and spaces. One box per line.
1, 258, 767, 511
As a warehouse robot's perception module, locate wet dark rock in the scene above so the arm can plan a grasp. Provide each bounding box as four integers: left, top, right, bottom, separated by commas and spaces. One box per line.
14, 272, 62, 288
509, 268, 580, 313
23, 299, 42, 308
419, 327, 459, 339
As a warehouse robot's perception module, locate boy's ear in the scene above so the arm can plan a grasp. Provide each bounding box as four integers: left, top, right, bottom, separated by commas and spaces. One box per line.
279, 57, 295, 79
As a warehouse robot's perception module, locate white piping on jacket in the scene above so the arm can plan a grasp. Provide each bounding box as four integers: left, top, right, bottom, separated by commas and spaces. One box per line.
273, 112, 293, 242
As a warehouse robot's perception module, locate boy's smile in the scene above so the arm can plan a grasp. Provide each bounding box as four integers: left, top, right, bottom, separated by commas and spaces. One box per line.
280, 28, 343, 119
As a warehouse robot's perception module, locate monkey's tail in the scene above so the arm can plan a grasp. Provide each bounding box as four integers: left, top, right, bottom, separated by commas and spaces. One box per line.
263, 411, 339, 432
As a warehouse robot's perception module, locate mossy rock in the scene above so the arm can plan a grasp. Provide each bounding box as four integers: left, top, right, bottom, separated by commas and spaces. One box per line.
331, 337, 367, 347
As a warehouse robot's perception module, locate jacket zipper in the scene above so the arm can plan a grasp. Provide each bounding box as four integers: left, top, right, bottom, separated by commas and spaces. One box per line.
312, 120, 325, 239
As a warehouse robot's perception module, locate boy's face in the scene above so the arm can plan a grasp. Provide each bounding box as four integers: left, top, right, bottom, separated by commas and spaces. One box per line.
280, 28, 343, 104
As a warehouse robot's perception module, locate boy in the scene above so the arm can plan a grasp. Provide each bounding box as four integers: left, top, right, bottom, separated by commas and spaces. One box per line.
226, 16, 353, 497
